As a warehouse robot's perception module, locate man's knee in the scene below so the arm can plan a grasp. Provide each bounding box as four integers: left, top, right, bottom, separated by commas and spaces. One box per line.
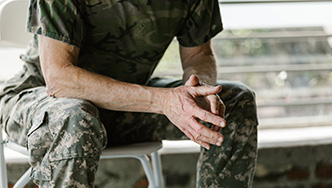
218, 81, 258, 126
28, 98, 107, 160
28, 98, 106, 186
51, 98, 106, 156
219, 81, 256, 103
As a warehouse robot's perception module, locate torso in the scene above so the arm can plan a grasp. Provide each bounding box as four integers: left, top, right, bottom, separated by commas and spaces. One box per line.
78, 0, 190, 84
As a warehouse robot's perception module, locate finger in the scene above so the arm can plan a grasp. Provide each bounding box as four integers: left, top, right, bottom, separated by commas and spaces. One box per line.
209, 95, 219, 115
208, 94, 226, 119
180, 126, 211, 149
213, 86, 226, 118
188, 117, 224, 146
180, 127, 195, 140
194, 85, 222, 96
193, 106, 226, 128
195, 139, 211, 150
197, 131, 224, 146
185, 75, 200, 86
219, 99, 226, 118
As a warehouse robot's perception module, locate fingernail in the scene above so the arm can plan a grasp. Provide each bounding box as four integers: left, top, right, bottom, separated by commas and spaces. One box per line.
216, 142, 222, 146
220, 121, 225, 127
205, 145, 210, 150
218, 137, 223, 143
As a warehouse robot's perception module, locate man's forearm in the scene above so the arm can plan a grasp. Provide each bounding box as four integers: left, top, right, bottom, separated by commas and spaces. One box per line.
45, 57, 216, 114
182, 57, 217, 86
180, 41, 218, 86
39, 35, 165, 113
47, 64, 166, 113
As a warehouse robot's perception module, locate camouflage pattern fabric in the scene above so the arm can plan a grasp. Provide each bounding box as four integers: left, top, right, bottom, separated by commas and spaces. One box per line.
26, 0, 223, 85
0, 63, 258, 187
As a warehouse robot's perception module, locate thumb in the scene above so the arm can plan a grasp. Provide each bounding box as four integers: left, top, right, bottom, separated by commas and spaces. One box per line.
185, 75, 200, 86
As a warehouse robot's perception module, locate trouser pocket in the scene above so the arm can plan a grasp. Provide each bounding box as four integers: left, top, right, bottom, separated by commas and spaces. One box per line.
28, 111, 53, 182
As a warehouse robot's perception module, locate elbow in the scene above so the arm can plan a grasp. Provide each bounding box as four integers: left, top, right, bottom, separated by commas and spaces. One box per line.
43, 65, 81, 98
44, 75, 62, 97
43, 71, 69, 98
45, 83, 59, 98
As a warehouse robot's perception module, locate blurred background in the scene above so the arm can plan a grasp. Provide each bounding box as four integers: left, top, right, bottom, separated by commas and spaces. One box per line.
153, 0, 332, 130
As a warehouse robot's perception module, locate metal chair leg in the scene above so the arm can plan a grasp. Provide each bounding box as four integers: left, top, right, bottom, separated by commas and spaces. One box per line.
0, 130, 8, 188
136, 155, 156, 188
13, 167, 31, 188
151, 151, 163, 188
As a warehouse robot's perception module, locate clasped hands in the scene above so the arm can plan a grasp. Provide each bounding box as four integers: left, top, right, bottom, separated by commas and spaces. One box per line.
161, 75, 226, 150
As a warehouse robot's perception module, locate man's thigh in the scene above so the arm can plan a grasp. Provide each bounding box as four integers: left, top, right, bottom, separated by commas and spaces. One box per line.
0, 86, 47, 146
1, 86, 107, 148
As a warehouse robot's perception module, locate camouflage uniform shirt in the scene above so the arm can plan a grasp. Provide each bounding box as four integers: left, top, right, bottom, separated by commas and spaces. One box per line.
23, 0, 223, 85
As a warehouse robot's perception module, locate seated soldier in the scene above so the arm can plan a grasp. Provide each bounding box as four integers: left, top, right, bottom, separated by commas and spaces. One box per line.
0, 0, 258, 187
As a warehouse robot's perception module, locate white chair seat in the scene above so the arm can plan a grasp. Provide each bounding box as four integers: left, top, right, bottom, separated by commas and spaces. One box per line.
101, 142, 162, 156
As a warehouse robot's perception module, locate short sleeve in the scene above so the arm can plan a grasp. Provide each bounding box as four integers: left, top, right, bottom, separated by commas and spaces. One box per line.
176, 0, 223, 47
27, 0, 85, 48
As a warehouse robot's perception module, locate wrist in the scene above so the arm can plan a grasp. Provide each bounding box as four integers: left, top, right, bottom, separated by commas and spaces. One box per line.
150, 87, 169, 114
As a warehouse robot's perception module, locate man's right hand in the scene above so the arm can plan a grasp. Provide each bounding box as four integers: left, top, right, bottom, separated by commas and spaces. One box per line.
159, 82, 226, 150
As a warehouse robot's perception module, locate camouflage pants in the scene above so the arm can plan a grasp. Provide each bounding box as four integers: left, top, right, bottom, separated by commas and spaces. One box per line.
0, 63, 258, 188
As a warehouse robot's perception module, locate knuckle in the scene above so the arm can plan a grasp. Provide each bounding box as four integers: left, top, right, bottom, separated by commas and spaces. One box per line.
209, 132, 215, 139
195, 126, 203, 134
190, 116, 202, 126
200, 112, 207, 120
187, 134, 195, 141
194, 133, 201, 140
183, 129, 194, 140
188, 116, 196, 124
